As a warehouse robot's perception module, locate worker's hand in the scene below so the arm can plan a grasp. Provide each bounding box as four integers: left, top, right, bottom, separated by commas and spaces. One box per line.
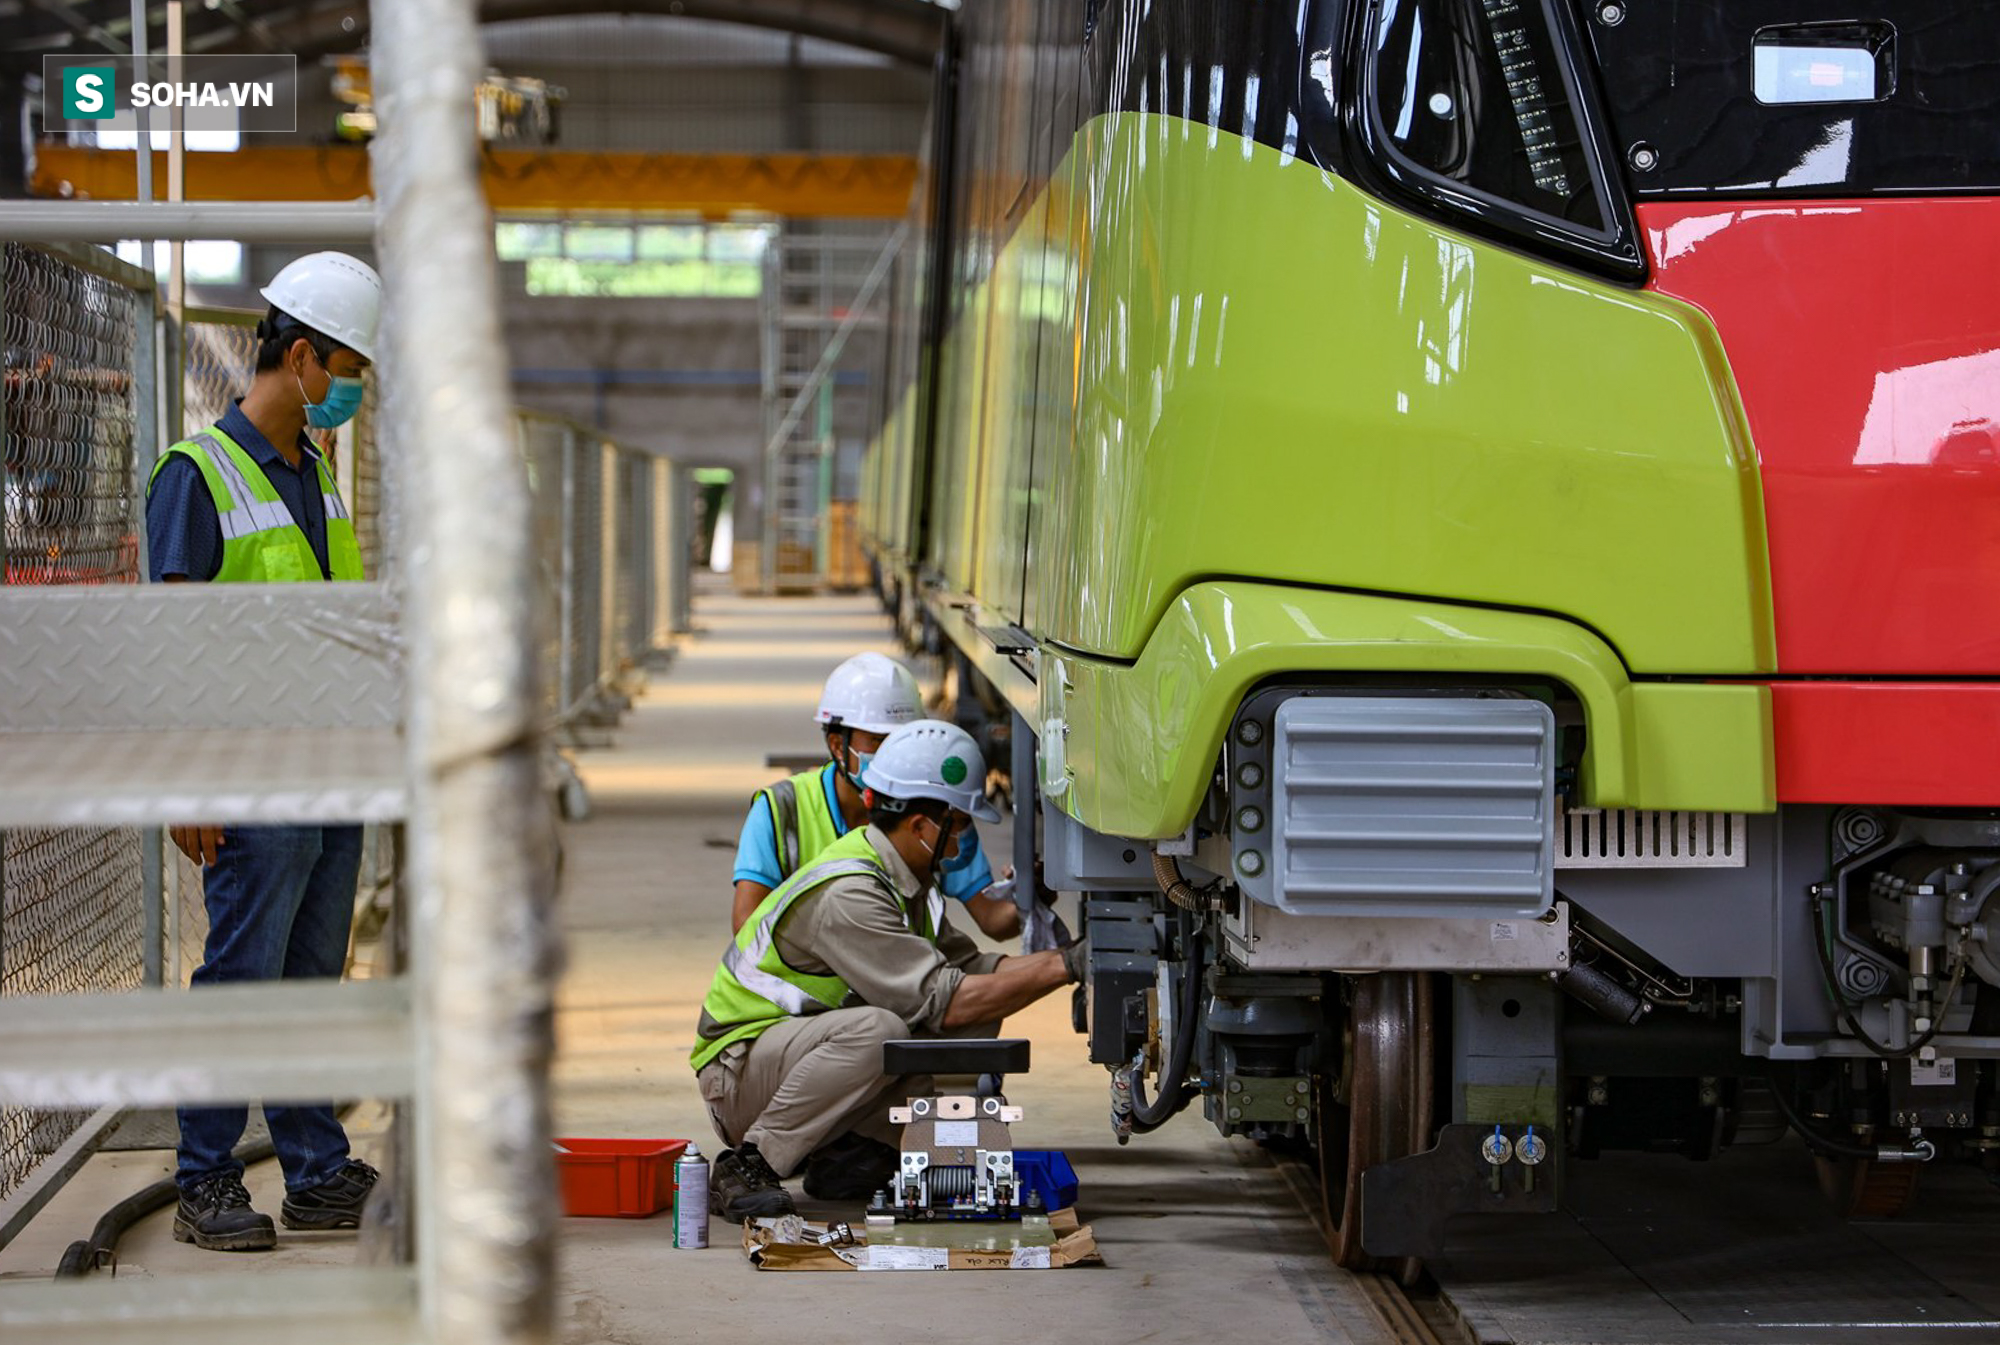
1059, 936, 1090, 985
170, 825, 225, 867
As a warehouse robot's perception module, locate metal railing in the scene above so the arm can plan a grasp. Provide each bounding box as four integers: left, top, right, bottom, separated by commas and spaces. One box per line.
0, 241, 156, 1221
517, 410, 688, 733
0, 276, 691, 1271
0, 6, 688, 1335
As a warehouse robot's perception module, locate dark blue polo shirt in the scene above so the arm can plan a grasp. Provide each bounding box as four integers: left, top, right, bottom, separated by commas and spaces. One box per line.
146, 400, 333, 582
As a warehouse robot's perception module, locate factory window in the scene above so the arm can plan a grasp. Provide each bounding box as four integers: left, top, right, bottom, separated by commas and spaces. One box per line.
504, 221, 773, 297
110, 238, 245, 286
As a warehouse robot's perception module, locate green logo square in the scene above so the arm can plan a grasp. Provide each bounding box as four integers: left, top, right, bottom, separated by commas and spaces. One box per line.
62, 66, 117, 120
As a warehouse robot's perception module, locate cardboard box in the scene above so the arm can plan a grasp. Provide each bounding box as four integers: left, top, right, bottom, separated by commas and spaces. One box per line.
742, 1208, 1102, 1272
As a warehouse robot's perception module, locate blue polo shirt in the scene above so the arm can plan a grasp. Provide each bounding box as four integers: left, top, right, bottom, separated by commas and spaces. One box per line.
732, 762, 996, 902
146, 400, 333, 582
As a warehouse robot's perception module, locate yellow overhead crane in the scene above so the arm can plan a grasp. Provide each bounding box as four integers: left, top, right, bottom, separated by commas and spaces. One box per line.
32, 144, 918, 219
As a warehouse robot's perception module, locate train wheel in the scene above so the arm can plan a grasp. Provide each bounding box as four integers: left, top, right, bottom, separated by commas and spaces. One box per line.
1318, 971, 1435, 1279
1816, 1153, 1922, 1217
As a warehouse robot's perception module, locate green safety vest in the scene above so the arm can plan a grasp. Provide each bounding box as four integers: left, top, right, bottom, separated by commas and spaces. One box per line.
149, 427, 364, 583
692, 827, 938, 1072
759, 764, 848, 882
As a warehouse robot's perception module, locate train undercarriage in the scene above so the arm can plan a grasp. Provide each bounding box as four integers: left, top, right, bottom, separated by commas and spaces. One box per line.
970, 672, 2000, 1264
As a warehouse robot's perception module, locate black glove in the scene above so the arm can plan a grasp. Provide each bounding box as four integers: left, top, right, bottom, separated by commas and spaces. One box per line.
1059, 936, 1090, 985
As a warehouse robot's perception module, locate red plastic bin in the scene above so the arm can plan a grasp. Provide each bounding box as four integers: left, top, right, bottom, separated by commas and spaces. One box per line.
554, 1137, 688, 1218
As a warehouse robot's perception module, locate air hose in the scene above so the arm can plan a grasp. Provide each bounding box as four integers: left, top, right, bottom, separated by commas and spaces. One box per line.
53, 1132, 277, 1278
1126, 908, 1206, 1133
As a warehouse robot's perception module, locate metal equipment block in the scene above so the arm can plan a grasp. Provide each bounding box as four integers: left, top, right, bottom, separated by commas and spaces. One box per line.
1042, 799, 1160, 890
882, 1039, 1030, 1076
0, 978, 413, 1107
1360, 1123, 1559, 1259
1217, 898, 1570, 973
1250, 696, 1556, 918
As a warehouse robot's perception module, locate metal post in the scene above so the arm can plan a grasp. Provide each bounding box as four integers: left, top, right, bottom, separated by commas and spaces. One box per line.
129, 0, 153, 287
166, 0, 185, 323
1012, 710, 1036, 917
671, 462, 693, 634
141, 832, 164, 987
557, 431, 576, 720
371, 0, 557, 1339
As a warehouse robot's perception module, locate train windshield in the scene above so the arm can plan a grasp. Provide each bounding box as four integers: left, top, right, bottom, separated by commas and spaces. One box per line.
1369, 0, 1608, 231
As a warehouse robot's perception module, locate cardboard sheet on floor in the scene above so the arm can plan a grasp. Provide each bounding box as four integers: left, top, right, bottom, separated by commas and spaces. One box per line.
742, 1209, 1102, 1271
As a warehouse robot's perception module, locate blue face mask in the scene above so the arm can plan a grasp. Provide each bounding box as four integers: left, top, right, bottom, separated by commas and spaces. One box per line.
845, 749, 875, 789
298, 357, 365, 429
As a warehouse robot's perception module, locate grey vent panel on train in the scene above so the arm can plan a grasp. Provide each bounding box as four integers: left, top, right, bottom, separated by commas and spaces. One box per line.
1267, 697, 1555, 919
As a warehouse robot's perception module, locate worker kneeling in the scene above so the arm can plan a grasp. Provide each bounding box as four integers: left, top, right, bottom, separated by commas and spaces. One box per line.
692, 720, 1085, 1221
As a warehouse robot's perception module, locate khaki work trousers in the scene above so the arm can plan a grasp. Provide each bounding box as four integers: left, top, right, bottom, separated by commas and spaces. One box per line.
696, 1006, 997, 1177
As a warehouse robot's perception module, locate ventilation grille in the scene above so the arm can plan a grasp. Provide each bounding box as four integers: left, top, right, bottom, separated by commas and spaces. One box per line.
1265, 697, 1555, 918
1557, 810, 1747, 869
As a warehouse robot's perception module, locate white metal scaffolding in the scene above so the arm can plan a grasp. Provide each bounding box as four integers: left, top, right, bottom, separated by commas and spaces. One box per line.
0, 0, 593, 1338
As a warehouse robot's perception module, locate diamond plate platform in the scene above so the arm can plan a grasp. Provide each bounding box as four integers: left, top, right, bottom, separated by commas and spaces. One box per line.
0, 1267, 418, 1343
0, 584, 400, 733
0, 727, 405, 826
0, 979, 414, 1108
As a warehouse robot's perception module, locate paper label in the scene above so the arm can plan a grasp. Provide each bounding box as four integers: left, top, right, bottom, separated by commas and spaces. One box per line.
934, 1120, 980, 1147
1911, 1058, 1957, 1086
1009, 1246, 1052, 1269
1491, 922, 1518, 942
861, 1246, 951, 1271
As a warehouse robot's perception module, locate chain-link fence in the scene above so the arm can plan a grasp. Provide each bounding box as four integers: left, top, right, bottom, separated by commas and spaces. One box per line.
515, 411, 680, 733
0, 241, 152, 1207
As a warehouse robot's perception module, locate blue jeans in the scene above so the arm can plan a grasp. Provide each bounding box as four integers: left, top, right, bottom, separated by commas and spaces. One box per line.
176, 824, 362, 1193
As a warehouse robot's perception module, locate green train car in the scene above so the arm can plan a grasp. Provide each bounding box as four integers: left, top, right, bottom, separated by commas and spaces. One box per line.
860, 0, 2000, 1260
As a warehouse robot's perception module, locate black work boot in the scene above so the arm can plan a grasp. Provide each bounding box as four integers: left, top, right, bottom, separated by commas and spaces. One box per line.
803, 1132, 900, 1201
710, 1141, 797, 1220
280, 1159, 380, 1231
173, 1172, 277, 1251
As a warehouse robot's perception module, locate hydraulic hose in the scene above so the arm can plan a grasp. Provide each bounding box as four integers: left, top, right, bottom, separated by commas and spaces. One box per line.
1767, 1080, 1933, 1164
1128, 909, 1206, 1132
52, 1101, 360, 1279
1152, 852, 1204, 911
53, 1132, 277, 1278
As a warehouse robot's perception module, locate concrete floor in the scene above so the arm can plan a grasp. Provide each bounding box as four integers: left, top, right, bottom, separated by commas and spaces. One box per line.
548, 591, 1389, 1343
0, 589, 1390, 1344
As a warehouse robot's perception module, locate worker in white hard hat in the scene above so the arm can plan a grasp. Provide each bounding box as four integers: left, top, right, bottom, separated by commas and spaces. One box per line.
729, 652, 1023, 940
143, 251, 383, 1253
695, 719, 1087, 1220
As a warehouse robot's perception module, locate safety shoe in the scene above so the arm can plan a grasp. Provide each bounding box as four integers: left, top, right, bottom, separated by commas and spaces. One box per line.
280, 1159, 380, 1231
803, 1132, 900, 1201
172, 1172, 277, 1252
710, 1142, 797, 1220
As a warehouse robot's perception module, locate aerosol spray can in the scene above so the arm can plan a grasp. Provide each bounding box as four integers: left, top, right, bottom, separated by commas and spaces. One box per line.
673, 1143, 710, 1249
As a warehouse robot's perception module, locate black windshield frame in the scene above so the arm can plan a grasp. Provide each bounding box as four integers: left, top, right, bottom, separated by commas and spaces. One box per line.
1339, 0, 1645, 281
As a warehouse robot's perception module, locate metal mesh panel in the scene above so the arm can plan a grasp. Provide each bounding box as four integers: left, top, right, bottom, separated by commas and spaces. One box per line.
518, 415, 569, 724
349, 380, 384, 575
610, 450, 649, 670
570, 431, 604, 713
181, 309, 257, 439
1, 241, 149, 1205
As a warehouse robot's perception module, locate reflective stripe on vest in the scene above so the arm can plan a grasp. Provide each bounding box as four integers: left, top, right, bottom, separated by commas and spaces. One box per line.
760, 765, 846, 884
691, 829, 938, 1072
151, 428, 363, 583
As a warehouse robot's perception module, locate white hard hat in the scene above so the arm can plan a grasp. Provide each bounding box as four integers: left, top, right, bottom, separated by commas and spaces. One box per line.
260, 251, 382, 361
861, 720, 1001, 823
817, 653, 923, 735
